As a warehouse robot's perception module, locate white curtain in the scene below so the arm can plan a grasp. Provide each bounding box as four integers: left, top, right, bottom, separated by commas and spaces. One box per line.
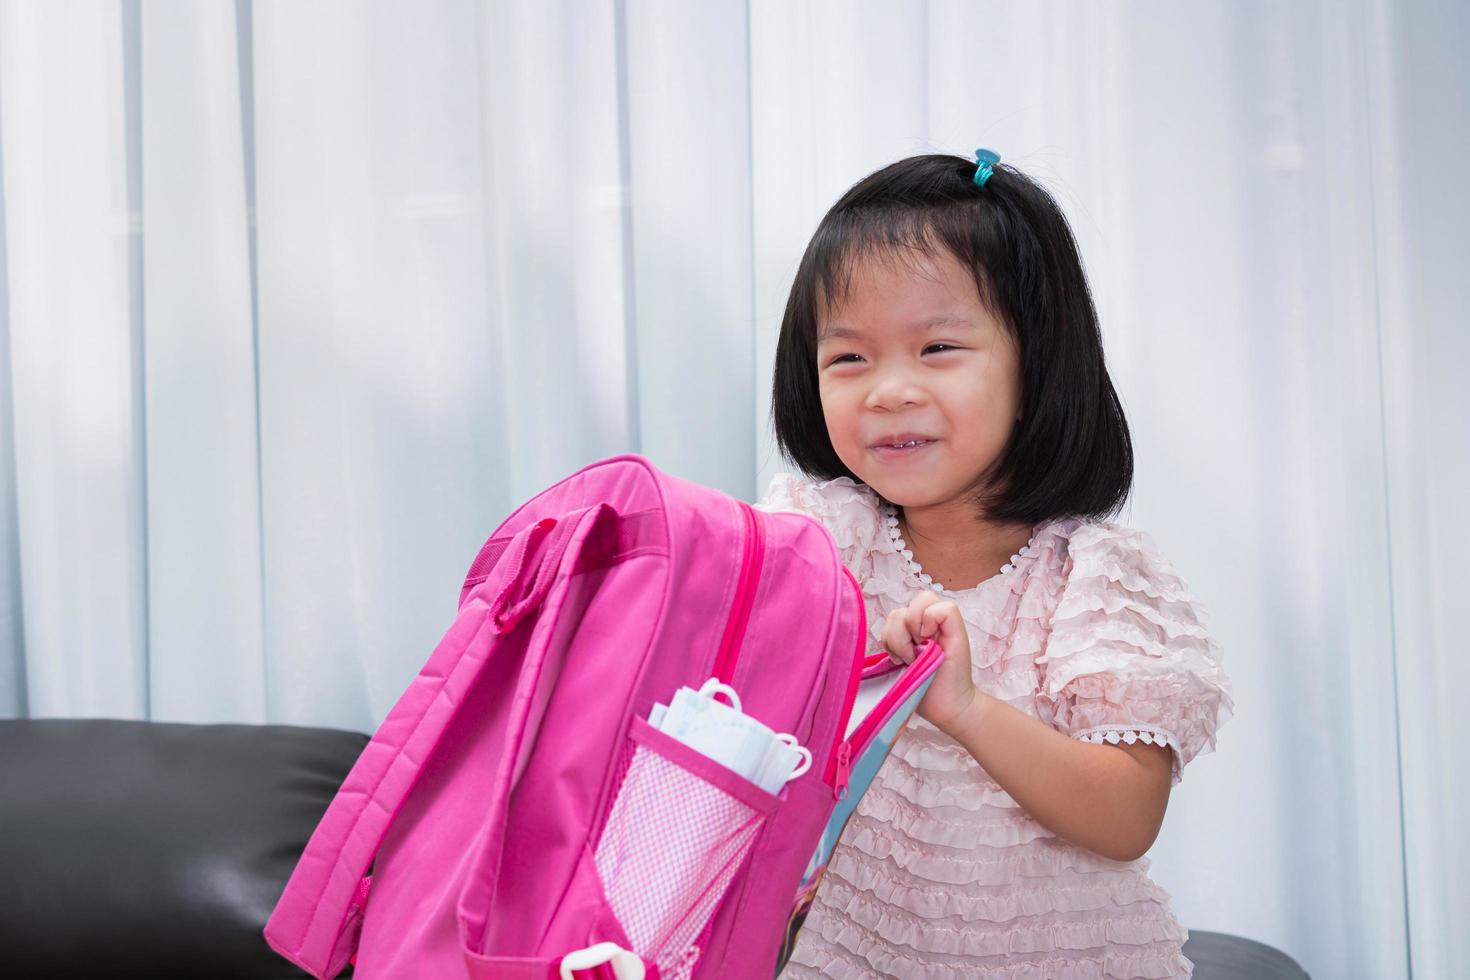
1, 2, 1465, 976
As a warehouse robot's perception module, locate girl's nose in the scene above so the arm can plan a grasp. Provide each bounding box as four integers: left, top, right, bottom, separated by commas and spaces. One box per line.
865, 373, 925, 411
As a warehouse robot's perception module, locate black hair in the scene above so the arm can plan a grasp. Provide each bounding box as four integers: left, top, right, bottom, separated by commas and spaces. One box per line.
769, 152, 1133, 525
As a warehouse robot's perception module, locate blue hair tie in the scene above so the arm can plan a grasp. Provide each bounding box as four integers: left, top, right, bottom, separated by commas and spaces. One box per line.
973, 148, 1000, 187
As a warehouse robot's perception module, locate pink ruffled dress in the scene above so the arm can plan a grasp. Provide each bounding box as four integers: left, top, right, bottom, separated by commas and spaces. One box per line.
755, 473, 1234, 980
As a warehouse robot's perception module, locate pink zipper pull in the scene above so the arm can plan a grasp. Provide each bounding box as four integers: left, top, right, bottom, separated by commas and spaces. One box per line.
834, 741, 853, 801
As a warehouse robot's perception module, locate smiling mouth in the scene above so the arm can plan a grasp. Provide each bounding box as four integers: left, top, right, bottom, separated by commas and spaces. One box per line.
872, 439, 936, 456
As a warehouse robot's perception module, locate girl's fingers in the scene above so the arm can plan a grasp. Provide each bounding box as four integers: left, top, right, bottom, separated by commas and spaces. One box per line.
906, 591, 943, 649
921, 601, 962, 650
884, 608, 912, 663
886, 592, 943, 664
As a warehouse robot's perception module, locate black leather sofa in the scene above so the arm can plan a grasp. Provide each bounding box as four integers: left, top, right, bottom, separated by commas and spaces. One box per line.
0, 718, 1308, 979
1, 718, 365, 979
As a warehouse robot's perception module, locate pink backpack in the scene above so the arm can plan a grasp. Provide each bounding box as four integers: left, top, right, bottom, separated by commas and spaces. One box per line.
263, 452, 940, 979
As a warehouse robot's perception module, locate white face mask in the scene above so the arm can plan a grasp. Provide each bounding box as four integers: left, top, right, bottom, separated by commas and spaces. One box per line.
649, 678, 811, 794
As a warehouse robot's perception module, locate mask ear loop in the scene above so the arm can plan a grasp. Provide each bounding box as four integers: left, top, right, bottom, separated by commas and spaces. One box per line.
775, 733, 812, 781
696, 677, 744, 713
697, 677, 811, 782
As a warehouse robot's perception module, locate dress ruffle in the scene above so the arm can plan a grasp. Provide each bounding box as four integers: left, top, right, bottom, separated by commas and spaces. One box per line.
1036, 523, 1235, 784
757, 473, 1222, 979
755, 472, 884, 571
817, 875, 1188, 957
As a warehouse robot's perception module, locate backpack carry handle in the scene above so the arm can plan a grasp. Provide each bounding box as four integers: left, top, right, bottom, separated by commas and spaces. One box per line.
459, 514, 558, 616
488, 516, 562, 631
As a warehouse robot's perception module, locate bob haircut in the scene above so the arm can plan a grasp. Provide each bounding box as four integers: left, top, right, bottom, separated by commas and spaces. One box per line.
770, 152, 1134, 526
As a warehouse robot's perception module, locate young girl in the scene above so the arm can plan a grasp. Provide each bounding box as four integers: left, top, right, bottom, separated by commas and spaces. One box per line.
756, 150, 1234, 979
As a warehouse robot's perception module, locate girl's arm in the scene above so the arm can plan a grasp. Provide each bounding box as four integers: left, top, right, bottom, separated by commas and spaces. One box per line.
886, 592, 1173, 863
944, 691, 1173, 862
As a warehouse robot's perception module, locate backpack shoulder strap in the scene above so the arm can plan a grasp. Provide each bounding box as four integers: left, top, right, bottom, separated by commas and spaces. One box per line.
263, 506, 608, 978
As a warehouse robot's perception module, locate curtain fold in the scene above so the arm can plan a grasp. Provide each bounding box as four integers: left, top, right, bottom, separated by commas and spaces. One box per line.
1, 0, 143, 718
140, 0, 265, 722
1, 2, 1464, 976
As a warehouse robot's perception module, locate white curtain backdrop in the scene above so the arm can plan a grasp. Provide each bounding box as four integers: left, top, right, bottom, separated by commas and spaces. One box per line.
1, 2, 1465, 977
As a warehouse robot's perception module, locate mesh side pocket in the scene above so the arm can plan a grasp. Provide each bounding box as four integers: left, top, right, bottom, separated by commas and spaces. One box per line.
593, 734, 773, 980
603, 733, 639, 812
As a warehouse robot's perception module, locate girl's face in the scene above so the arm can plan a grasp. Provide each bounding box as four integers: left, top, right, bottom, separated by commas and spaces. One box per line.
815, 248, 1021, 512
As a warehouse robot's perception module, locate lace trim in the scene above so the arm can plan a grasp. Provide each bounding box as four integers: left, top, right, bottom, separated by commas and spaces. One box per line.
879, 501, 1040, 593
1071, 724, 1181, 753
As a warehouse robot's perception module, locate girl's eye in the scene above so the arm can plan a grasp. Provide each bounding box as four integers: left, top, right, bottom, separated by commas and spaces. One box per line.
828, 344, 956, 366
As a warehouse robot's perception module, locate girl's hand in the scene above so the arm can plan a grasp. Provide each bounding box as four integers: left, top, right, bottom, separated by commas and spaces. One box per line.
882, 591, 979, 734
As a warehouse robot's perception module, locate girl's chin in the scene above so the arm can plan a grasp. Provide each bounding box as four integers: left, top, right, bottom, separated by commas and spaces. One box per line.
856, 472, 934, 503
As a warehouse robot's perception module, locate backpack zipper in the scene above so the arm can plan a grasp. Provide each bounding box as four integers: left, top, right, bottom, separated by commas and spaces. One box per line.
823, 566, 867, 796
714, 503, 929, 801
710, 500, 764, 685
830, 637, 944, 799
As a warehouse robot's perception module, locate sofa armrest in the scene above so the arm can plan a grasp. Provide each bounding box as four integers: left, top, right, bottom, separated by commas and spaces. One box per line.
0, 718, 367, 979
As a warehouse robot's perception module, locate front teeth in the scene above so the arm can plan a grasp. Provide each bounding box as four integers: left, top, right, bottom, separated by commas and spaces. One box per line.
889, 440, 924, 448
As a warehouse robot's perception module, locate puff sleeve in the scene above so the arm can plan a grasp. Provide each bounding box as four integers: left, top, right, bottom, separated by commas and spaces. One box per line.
1036, 523, 1234, 785
753, 471, 882, 571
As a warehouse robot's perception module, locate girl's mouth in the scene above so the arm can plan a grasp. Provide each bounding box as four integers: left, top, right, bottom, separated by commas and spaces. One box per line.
872, 439, 935, 458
